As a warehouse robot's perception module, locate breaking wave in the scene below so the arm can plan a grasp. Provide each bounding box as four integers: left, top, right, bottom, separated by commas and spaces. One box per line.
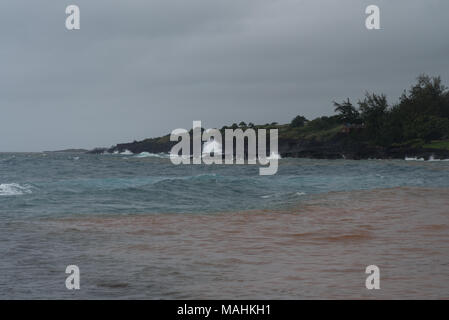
135, 152, 169, 158
267, 152, 282, 160
405, 156, 449, 162
0, 183, 33, 196
428, 155, 449, 162
405, 156, 425, 161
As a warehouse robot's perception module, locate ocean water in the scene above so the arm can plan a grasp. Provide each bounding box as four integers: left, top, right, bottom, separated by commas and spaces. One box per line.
1, 152, 449, 299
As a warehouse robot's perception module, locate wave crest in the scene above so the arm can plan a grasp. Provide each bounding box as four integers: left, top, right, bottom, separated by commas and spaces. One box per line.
0, 183, 33, 196
135, 152, 169, 158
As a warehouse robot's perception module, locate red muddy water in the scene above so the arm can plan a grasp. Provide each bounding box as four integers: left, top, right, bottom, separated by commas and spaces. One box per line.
41, 186, 449, 299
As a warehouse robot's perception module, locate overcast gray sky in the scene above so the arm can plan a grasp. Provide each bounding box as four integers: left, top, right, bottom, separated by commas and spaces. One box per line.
1, 0, 448, 151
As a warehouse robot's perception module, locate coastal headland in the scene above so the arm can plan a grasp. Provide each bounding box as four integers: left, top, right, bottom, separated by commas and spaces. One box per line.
88, 75, 449, 160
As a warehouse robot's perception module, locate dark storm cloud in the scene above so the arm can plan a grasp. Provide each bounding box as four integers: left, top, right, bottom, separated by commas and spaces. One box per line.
0, 0, 448, 151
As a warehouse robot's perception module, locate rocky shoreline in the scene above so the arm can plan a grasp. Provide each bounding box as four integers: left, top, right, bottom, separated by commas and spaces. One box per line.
87, 133, 449, 160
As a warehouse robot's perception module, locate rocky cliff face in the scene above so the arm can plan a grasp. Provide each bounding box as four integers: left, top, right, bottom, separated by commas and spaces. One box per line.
112, 139, 175, 154
279, 134, 449, 160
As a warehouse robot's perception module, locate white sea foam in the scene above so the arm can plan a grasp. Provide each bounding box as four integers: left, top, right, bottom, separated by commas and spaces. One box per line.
137, 152, 153, 158
0, 183, 33, 196
267, 152, 282, 160
261, 191, 306, 199
135, 152, 168, 158
405, 155, 449, 162
120, 150, 133, 155
405, 156, 425, 161
202, 139, 223, 156
428, 158, 449, 162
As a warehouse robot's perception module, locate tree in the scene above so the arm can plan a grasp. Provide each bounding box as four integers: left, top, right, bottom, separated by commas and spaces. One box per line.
358, 92, 389, 143
334, 98, 360, 124
402, 115, 449, 142
417, 116, 449, 141
399, 74, 448, 118
248, 122, 255, 128
239, 121, 247, 127
290, 115, 307, 128
392, 75, 449, 141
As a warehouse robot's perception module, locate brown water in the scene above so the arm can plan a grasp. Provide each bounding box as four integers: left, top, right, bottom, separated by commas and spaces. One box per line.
4, 186, 447, 299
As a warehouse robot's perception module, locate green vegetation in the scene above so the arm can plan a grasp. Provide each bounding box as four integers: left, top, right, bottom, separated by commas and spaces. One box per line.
217, 75, 449, 148
423, 140, 449, 150
290, 115, 308, 128
115, 74, 449, 155
333, 98, 361, 124
337, 75, 449, 146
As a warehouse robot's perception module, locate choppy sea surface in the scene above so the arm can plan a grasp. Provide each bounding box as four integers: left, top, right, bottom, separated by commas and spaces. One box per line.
1, 152, 449, 299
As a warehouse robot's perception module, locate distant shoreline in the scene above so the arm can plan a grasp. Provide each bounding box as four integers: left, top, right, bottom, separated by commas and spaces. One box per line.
87, 75, 449, 161
87, 136, 449, 161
